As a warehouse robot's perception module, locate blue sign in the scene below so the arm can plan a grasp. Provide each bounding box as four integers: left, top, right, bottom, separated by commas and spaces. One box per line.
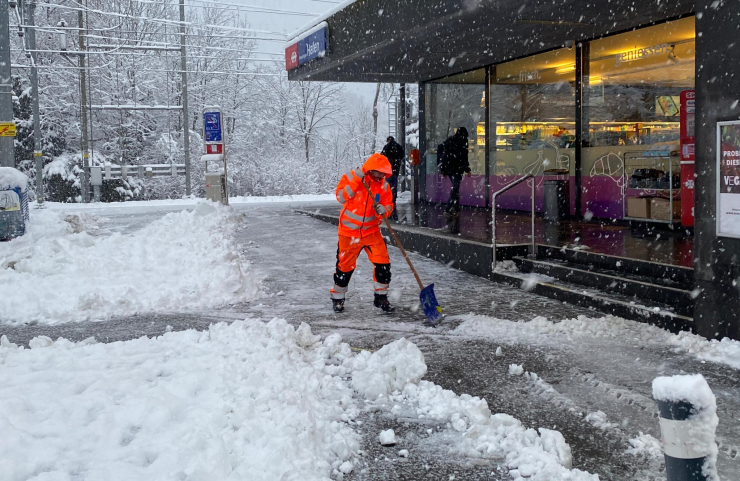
298, 27, 327, 66
204, 111, 222, 143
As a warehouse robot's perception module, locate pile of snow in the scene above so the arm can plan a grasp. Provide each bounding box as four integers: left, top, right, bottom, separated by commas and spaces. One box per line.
350, 339, 597, 481
0, 167, 28, 190
454, 314, 740, 370
0, 201, 259, 324
0, 320, 360, 481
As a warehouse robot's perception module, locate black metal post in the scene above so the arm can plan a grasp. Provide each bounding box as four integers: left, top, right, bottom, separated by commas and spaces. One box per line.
417, 82, 426, 205
574, 42, 589, 219
485, 66, 492, 208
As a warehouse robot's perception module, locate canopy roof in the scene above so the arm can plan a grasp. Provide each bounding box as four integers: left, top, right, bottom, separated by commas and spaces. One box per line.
287, 0, 694, 83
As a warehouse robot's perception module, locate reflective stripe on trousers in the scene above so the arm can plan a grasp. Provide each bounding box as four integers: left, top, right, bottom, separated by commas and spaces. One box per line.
330, 284, 348, 300
374, 282, 389, 295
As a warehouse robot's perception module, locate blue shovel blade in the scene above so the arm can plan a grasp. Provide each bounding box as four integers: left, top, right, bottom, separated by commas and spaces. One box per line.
420, 283, 444, 325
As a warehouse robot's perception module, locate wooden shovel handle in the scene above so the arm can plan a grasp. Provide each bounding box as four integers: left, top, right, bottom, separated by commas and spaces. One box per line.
361, 179, 425, 291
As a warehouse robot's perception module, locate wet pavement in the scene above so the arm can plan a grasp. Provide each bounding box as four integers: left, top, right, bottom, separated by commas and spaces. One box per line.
2, 201, 736, 481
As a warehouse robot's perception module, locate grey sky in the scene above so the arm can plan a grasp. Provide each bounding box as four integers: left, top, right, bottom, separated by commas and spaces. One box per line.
230, 0, 377, 101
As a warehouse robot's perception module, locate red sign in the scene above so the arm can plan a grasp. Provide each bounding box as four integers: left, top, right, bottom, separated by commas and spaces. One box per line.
680, 90, 696, 227
206, 143, 223, 154
285, 43, 299, 71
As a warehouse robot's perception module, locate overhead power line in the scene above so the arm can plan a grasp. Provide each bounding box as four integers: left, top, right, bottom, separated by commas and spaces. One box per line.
34, 2, 289, 36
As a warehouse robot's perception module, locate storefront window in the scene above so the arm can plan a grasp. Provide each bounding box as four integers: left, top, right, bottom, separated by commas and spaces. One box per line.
489, 48, 576, 211
583, 16, 695, 219
424, 69, 487, 205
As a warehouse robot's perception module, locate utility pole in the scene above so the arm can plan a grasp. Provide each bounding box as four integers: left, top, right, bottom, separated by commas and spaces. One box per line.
399, 83, 406, 191
0, 0, 16, 168
179, 0, 191, 196
27, 0, 43, 204
78, 7, 89, 202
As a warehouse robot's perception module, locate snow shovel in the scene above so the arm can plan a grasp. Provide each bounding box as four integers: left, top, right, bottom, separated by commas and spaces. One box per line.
361, 180, 444, 325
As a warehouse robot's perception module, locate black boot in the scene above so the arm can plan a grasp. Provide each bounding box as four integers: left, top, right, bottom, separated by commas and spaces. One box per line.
332, 299, 345, 313
373, 294, 395, 314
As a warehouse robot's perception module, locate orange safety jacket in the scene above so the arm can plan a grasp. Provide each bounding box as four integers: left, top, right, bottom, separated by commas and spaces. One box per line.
335, 153, 394, 238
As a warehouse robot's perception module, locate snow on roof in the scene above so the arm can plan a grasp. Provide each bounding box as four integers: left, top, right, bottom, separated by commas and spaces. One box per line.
0, 167, 29, 190
286, 0, 358, 47
285, 21, 330, 50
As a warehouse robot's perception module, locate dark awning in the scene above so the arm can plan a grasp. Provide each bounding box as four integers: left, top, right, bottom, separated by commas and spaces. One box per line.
288, 0, 694, 83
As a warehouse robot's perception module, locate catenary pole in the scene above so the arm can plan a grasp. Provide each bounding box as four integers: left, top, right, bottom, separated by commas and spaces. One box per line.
0, 0, 16, 168
78, 7, 90, 202
27, 0, 43, 203
179, 0, 191, 196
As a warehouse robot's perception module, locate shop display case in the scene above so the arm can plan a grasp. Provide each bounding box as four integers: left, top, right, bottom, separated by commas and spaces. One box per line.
589, 122, 680, 147
491, 122, 575, 150
622, 150, 681, 223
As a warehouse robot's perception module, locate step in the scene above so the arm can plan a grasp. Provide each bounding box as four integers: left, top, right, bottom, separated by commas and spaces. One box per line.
537, 245, 694, 287
492, 269, 693, 333
513, 257, 694, 317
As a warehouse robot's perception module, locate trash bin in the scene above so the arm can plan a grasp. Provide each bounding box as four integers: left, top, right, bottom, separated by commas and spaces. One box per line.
544, 178, 570, 222
0, 167, 30, 241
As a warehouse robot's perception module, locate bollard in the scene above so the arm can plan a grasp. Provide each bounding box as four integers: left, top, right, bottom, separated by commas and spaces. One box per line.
652, 374, 719, 481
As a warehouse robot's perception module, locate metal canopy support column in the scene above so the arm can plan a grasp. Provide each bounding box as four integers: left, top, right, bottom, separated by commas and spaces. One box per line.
399, 83, 406, 190
0, 0, 15, 168
574, 41, 589, 219
417, 82, 426, 205
27, 0, 43, 203
179, 0, 191, 196
485, 66, 492, 208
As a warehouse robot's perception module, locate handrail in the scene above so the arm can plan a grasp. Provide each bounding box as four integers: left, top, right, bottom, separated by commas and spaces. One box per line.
492, 174, 535, 272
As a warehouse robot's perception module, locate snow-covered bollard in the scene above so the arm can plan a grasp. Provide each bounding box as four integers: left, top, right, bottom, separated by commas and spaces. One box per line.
652, 374, 719, 481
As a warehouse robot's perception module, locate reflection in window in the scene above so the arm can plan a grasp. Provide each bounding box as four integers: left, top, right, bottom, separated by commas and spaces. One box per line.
425, 69, 486, 174
490, 48, 576, 179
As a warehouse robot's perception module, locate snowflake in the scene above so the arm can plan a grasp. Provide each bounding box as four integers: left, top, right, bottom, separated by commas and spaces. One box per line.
684, 179, 695, 190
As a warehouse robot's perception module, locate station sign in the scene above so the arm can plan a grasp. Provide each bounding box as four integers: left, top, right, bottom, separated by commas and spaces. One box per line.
285, 24, 328, 71
206, 143, 223, 155
203, 108, 223, 143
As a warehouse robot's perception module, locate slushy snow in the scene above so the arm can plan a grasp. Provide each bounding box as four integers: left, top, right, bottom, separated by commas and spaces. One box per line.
0, 201, 259, 324
1, 325, 599, 481
455, 314, 740, 370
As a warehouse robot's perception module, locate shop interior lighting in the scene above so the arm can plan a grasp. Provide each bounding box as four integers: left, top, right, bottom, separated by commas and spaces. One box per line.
555, 65, 576, 74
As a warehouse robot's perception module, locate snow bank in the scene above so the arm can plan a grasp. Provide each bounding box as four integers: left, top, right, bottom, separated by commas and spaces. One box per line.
33, 194, 335, 211
0, 320, 360, 481
455, 314, 740, 370
0, 167, 28, 190
0, 201, 259, 324
350, 339, 597, 481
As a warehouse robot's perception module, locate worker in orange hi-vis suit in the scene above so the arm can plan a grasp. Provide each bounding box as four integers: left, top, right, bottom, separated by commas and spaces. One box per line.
331, 153, 395, 314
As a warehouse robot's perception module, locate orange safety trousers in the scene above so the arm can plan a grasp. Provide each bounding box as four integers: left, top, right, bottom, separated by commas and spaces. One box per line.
330, 231, 391, 300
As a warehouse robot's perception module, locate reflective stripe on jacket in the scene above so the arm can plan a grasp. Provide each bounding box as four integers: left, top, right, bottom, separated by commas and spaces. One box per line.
335, 154, 394, 238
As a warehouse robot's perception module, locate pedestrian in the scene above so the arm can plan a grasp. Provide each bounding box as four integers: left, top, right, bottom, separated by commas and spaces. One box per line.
381, 136, 404, 209
330, 153, 395, 314
437, 127, 472, 216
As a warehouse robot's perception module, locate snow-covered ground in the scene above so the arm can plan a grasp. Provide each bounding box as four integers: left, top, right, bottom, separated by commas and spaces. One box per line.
454, 314, 740, 371
3, 200, 740, 480
31, 194, 335, 211
0, 201, 259, 325
1, 319, 594, 481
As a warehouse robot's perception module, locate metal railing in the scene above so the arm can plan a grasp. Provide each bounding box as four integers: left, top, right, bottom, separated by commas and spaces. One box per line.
90, 164, 186, 181
492, 174, 535, 272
